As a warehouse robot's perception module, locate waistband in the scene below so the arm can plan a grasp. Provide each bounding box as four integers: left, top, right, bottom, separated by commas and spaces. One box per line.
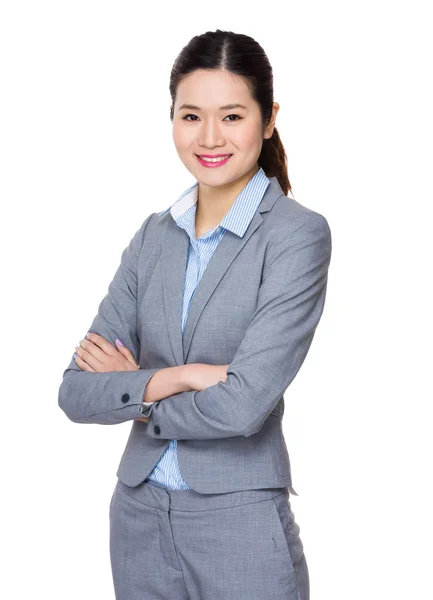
116, 479, 288, 513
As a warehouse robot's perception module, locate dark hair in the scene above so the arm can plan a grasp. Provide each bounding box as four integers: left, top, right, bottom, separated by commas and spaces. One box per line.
169, 29, 292, 197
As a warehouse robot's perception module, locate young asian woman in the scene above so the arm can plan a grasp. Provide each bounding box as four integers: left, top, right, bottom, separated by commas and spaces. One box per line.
59, 29, 332, 600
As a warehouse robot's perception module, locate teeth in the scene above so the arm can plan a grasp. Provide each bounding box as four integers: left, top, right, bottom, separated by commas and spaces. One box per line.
199, 155, 231, 163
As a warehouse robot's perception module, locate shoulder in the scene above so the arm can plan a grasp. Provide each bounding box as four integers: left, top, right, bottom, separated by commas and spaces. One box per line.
144, 209, 172, 230
269, 194, 332, 244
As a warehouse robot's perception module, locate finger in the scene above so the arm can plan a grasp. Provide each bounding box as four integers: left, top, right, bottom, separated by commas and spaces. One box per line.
85, 332, 117, 357
115, 340, 138, 367
74, 353, 96, 372
75, 345, 103, 371
78, 339, 106, 363
136, 417, 150, 423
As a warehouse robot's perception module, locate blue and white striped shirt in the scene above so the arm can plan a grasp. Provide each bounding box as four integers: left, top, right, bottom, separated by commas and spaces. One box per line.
145, 166, 271, 489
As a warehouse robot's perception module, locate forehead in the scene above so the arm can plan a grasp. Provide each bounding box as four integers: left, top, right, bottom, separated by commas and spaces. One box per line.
176, 69, 252, 106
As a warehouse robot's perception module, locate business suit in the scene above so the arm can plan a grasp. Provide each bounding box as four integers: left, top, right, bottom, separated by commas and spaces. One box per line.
58, 172, 332, 599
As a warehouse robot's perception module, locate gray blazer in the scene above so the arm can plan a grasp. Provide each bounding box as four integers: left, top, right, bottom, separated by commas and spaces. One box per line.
58, 176, 332, 494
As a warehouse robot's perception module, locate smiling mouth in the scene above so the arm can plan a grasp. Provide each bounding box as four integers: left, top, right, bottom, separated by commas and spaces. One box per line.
195, 154, 233, 164
196, 154, 233, 158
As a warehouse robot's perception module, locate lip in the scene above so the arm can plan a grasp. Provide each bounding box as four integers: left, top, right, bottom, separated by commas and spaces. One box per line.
195, 154, 233, 168
197, 154, 233, 158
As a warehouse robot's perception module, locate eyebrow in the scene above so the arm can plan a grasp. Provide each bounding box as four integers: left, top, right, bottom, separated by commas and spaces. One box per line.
178, 103, 248, 111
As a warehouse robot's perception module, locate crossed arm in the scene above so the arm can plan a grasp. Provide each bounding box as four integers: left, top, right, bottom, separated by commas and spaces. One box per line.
72, 332, 229, 423
58, 211, 332, 438
143, 213, 332, 439
58, 212, 231, 425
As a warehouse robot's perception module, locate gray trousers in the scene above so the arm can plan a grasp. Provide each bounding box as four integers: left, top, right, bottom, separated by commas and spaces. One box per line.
109, 479, 309, 599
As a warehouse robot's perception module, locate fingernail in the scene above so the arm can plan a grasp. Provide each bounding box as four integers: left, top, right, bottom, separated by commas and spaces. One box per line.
116, 338, 125, 346
74, 353, 78, 359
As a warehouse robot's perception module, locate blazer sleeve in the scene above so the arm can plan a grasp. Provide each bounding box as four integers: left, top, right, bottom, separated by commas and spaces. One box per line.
144, 212, 332, 440
58, 212, 160, 425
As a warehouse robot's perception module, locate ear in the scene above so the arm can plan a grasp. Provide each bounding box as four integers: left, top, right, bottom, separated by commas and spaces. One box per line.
264, 102, 280, 139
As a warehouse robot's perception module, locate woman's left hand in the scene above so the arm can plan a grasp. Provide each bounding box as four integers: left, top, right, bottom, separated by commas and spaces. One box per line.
73, 333, 153, 423
74, 333, 139, 373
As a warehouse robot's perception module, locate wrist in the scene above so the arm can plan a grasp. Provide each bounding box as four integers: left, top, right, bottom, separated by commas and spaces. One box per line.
178, 364, 196, 392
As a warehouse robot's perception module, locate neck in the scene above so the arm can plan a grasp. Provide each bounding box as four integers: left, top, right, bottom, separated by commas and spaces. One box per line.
195, 164, 259, 225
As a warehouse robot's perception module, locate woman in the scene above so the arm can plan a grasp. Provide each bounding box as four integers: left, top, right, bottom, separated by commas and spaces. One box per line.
59, 29, 332, 600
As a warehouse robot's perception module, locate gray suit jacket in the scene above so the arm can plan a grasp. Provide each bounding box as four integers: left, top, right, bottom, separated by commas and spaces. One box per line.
58, 176, 332, 494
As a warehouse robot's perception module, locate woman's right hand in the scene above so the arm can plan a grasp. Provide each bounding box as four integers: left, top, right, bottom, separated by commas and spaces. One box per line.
186, 363, 230, 392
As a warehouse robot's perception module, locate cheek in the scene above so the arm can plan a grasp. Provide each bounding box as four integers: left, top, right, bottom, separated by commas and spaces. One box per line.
172, 132, 197, 171
172, 130, 183, 149
236, 127, 263, 152
172, 125, 191, 150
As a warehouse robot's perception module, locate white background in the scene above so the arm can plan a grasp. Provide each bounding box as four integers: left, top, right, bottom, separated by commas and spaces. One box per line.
1, 1, 431, 598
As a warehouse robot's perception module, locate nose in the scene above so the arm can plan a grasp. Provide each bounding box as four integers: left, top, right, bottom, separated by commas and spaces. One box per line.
198, 117, 225, 149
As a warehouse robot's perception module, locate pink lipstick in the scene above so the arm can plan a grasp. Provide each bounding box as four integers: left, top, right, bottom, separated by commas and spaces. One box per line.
195, 154, 232, 168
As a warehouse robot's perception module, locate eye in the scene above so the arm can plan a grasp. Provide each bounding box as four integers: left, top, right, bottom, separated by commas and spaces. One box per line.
182, 114, 243, 122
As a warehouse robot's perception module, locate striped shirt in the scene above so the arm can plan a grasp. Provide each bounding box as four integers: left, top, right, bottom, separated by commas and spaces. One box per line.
144, 166, 271, 489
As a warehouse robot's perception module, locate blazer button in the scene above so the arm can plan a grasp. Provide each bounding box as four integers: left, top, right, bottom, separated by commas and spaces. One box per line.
121, 393, 130, 403
154, 425, 161, 435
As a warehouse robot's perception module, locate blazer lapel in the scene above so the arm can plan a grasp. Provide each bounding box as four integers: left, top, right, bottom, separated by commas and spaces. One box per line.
161, 176, 285, 366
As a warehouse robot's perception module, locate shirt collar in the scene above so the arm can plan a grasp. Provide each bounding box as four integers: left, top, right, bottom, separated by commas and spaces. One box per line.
159, 167, 271, 238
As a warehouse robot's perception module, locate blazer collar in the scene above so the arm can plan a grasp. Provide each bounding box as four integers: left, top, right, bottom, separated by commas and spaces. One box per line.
165, 166, 271, 240
161, 175, 286, 365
